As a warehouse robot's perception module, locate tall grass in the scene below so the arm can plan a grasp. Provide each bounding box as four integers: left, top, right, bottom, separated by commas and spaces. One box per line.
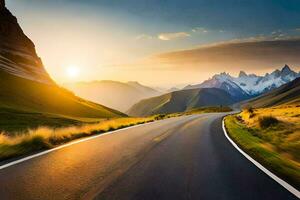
225, 115, 300, 189
0, 117, 156, 161
0, 106, 232, 161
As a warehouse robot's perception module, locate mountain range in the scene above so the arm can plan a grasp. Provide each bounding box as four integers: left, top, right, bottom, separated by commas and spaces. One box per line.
127, 88, 235, 116
184, 65, 300, 101
241, 77, 300, 108
127, 65, 300, 116
65, 81, 161, 112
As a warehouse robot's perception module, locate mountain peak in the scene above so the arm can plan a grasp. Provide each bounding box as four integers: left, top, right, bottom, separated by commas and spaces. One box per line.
281, 64, 291, 73
238, 71, 247, 78
0, 1, 53, 84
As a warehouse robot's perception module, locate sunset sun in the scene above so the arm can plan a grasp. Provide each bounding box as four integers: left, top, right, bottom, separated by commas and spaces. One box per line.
66, 66, 80, 79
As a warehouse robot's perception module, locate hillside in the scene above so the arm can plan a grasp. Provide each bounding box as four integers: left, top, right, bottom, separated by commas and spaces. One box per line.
0, 2, 125, 132
65, 80, 161, 112
242, 77, 300, 108
127, 88, 235, 116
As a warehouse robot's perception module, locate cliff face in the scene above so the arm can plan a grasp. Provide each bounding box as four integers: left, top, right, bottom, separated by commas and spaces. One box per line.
0, 1, 53, 84
0, 0, 4, 9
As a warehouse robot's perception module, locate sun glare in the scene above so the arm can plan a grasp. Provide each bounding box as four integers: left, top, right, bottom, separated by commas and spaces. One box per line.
66, 66, 80, 79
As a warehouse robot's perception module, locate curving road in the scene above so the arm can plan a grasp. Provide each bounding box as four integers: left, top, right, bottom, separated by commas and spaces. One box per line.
0, 113, 297, 200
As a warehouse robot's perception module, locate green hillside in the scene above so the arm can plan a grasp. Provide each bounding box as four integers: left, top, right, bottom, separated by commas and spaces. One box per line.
127, 88, 234, 116
0, 71, 126, 132
242, 77, 300, 108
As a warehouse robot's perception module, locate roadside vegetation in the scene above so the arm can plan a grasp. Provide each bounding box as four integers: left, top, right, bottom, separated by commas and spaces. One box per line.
0, 106, 231, 162
224, 104, 300, 189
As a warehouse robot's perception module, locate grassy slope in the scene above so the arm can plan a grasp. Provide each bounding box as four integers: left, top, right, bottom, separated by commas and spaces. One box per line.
225, 106, 300, 189
0, 106, 231, 162
242, 77, 300, 108
0, 71, 126, 132
128, 88, 234, 116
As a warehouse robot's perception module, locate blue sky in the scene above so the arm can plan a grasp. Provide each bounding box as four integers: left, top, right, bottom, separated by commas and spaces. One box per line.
6, 0, 300, 86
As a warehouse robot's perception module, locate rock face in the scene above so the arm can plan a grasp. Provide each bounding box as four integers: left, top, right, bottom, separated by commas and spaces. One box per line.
0, 1, 53, 84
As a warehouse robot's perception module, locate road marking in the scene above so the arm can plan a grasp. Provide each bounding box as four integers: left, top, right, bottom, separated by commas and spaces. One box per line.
222, 118, 300, 198
0, 115, 199, 170
0, 118, 171, 170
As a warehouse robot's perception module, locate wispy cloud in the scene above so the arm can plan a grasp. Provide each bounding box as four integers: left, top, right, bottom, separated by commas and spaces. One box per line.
158, 32, 191, 41
192, 27, 208, 33
136, 34, 153, 40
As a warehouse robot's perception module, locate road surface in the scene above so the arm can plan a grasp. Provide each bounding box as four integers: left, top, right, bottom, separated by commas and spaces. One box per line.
0, 113, 297, 200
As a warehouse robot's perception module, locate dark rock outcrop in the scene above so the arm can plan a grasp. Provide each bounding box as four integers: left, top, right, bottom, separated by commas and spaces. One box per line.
0, 0, 53, 84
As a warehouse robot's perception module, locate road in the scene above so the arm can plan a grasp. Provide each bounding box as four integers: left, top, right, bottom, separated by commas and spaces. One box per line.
0, 113, 297, 200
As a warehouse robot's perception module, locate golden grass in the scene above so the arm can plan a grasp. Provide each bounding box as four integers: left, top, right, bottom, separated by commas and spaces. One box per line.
0, 117, 156, 161
238, 103, 300, 164
225, 115, 300, 189
0, 106, 232, 161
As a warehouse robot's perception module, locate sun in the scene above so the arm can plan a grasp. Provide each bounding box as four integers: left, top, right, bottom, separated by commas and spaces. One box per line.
66, 66, 80, 79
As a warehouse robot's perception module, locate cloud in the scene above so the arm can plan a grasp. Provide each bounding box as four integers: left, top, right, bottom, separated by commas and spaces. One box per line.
136, 34, 153, 40
146, 37, 300, 73
192, 27, 208, 33
158, 32, 190, 41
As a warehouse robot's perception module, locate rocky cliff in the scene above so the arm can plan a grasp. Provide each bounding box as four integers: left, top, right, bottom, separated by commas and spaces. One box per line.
0, 0, 53, 84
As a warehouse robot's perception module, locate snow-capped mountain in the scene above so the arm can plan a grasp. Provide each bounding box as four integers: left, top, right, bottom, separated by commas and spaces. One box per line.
184, 65, 300, 100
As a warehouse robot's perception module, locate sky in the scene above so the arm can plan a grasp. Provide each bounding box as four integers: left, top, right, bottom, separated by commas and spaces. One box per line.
7, 0, 300, 87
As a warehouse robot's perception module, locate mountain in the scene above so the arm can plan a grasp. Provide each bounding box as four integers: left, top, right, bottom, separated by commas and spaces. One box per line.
127, 88, 235, 116
184, 65, 300, 101
167, 87, 180, 93
65, 81, 161, 112
241, 77, 300, 108
0, 1, 52, 84
0, 2, 125, 131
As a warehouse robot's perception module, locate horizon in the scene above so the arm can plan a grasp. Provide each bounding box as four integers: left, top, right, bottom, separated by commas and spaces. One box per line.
63, 64, 299, 89
6, 0, 300, 88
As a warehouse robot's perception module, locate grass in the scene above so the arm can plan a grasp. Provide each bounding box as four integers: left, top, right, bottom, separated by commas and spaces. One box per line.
0, 106, 231, 162
0, 107, 85, 133
0, 70, 125, 120
224, 104, 300, 189
0, 117, 157, 161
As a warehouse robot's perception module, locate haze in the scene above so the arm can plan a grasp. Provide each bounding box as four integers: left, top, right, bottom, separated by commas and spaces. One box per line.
7, 0, 300, 87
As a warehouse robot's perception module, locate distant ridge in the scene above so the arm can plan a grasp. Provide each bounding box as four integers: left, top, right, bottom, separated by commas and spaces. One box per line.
127, 88, 235, 116
65, 80, 161, 112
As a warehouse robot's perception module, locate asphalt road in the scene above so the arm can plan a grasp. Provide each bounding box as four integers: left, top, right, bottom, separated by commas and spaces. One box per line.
0, 113, 297, 200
